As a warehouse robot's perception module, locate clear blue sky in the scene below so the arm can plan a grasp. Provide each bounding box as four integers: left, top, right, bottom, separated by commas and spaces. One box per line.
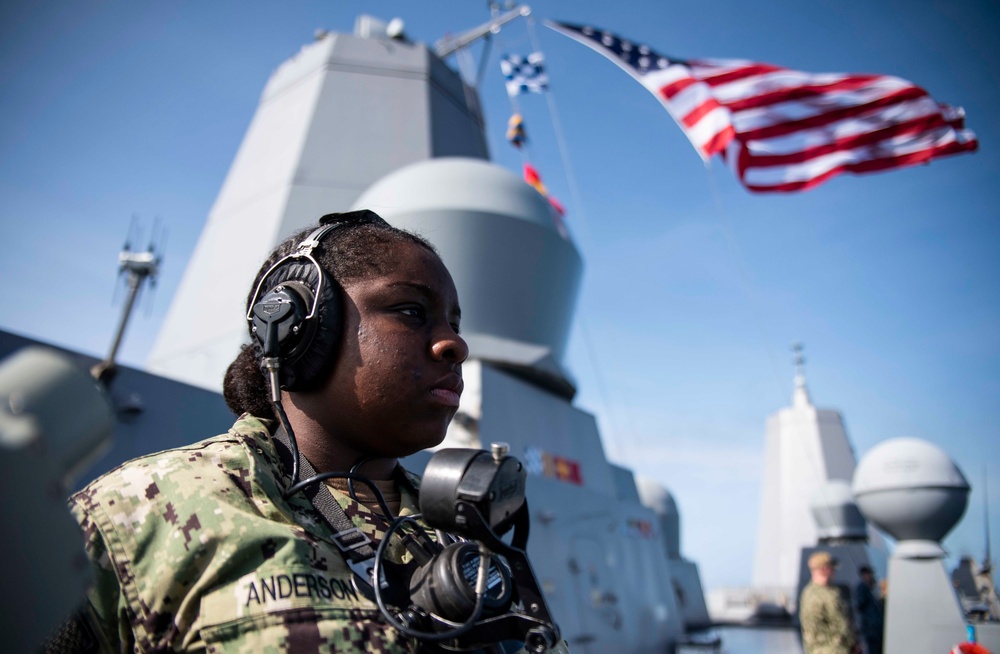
1, 0, 997, 591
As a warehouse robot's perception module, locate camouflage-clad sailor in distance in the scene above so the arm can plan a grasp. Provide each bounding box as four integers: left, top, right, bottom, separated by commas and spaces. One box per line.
70, 414, 426, 652
70, 211, 475, 652
799, 551, 860, 654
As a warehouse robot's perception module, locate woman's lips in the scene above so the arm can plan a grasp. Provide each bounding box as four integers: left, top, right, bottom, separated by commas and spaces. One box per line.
429, 387, 462, 407
429, 374, 463, 407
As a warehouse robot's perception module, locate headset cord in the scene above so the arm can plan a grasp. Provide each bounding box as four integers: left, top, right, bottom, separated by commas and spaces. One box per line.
273, 404, 395, 520
271, 398, 493, 647
373, 515, 489, 643
261, 331, 393, 516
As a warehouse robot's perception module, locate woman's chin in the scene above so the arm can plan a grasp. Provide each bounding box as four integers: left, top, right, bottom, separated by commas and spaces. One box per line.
396, 428, 450, 458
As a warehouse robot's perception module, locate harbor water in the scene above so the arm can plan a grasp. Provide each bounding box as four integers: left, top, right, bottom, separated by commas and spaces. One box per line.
719, 626, 802, 653
679, 625, 803, 654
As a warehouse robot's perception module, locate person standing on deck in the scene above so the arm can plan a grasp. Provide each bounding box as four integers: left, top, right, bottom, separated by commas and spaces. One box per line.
799, 551, 861, 654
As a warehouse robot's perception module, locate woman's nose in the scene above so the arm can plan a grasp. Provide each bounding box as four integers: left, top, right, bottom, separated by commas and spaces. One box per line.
431, 328, 469, 364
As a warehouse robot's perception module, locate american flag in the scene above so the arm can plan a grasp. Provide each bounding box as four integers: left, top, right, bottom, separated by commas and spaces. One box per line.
546, 21, 978, 193
500, 52, 549, 97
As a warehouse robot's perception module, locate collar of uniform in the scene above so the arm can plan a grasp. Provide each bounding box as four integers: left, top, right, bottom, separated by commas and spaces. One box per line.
231, 413, 286, 477
228, 414, 326, 526
234, 413, 429, 553
235, 412, 424, 499
230, 413, 283, 477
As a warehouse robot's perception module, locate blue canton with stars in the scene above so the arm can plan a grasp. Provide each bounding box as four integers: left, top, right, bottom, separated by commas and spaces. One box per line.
552, 22, 686, 74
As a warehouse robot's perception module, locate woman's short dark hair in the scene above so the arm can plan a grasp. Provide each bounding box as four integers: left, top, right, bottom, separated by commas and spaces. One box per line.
222, 212, 437, 420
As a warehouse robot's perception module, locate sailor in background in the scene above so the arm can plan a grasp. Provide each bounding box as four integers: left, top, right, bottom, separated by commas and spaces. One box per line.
799, 551, 861, 654
854, 565, 884, 654
59, 211, 483, 652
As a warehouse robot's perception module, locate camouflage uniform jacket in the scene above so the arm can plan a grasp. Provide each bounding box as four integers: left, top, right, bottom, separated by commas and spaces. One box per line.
799, 581, 858, 654
69, 413, 430, 653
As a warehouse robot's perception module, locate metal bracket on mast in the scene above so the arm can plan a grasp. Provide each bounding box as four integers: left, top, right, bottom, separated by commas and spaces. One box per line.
92, 220, 163, 386
434, 4, 531, 58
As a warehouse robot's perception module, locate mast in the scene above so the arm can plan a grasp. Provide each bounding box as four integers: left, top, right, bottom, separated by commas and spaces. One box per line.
92, 222, 162, 385
985, 468, 993, 574
434, 4, 531, 58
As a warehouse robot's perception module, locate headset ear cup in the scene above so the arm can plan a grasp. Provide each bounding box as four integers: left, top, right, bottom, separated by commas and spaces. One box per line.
251, 262, 343, 392
287, 272, 341, 391
251, 284, 308, 357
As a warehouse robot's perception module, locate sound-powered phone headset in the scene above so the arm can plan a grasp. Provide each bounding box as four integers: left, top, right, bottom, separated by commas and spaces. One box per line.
246, 209, 389, 395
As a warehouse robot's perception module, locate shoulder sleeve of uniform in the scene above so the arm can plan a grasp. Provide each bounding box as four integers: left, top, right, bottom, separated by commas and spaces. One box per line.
229, 413, 274, 438
68, 491, 134, 650
63, 419, 255, 649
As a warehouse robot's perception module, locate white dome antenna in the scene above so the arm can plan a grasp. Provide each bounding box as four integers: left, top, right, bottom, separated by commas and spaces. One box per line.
853, 437, 969, 558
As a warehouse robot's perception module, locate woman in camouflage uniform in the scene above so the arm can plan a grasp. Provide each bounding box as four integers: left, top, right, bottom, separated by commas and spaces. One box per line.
68, 211, 472, 652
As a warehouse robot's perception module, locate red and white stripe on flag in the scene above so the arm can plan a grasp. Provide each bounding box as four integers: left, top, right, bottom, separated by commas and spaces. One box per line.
546, 21, 977, 193
639, 64, 735, 161
687, 58, 979, 192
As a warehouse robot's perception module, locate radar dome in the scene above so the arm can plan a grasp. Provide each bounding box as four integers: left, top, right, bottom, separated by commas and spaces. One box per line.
852, 437, 969, 545
353, 158, 583, 393
636, 476, 680, 559
810, 480, 867, 541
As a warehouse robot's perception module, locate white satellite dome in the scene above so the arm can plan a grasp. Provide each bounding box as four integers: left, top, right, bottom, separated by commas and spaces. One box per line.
809, 479, 867, 540
853, 438, 969, 551
354, 157, 562, 232
635, 476, 681, 560
636, 477, 679, 518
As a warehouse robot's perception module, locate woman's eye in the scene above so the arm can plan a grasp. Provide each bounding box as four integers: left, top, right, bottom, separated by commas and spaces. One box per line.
398, 306, 425, 318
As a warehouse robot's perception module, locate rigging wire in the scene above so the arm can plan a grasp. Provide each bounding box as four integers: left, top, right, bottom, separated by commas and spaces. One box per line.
488, 10, 634, 464
704, 166, 788, 406
706, 168, 874, 579
500, 8, 878, 594
521, 14, 636, 464
530, 24, 873, 583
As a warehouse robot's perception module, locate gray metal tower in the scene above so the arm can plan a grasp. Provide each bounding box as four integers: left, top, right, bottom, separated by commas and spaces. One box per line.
752, 346, 869, 598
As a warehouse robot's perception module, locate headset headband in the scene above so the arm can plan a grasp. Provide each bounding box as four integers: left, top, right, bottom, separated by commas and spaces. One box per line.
245, 210, 390, 323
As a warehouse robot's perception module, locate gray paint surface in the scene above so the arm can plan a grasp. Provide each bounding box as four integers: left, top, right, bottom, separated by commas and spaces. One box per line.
883, 556, 999, 653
